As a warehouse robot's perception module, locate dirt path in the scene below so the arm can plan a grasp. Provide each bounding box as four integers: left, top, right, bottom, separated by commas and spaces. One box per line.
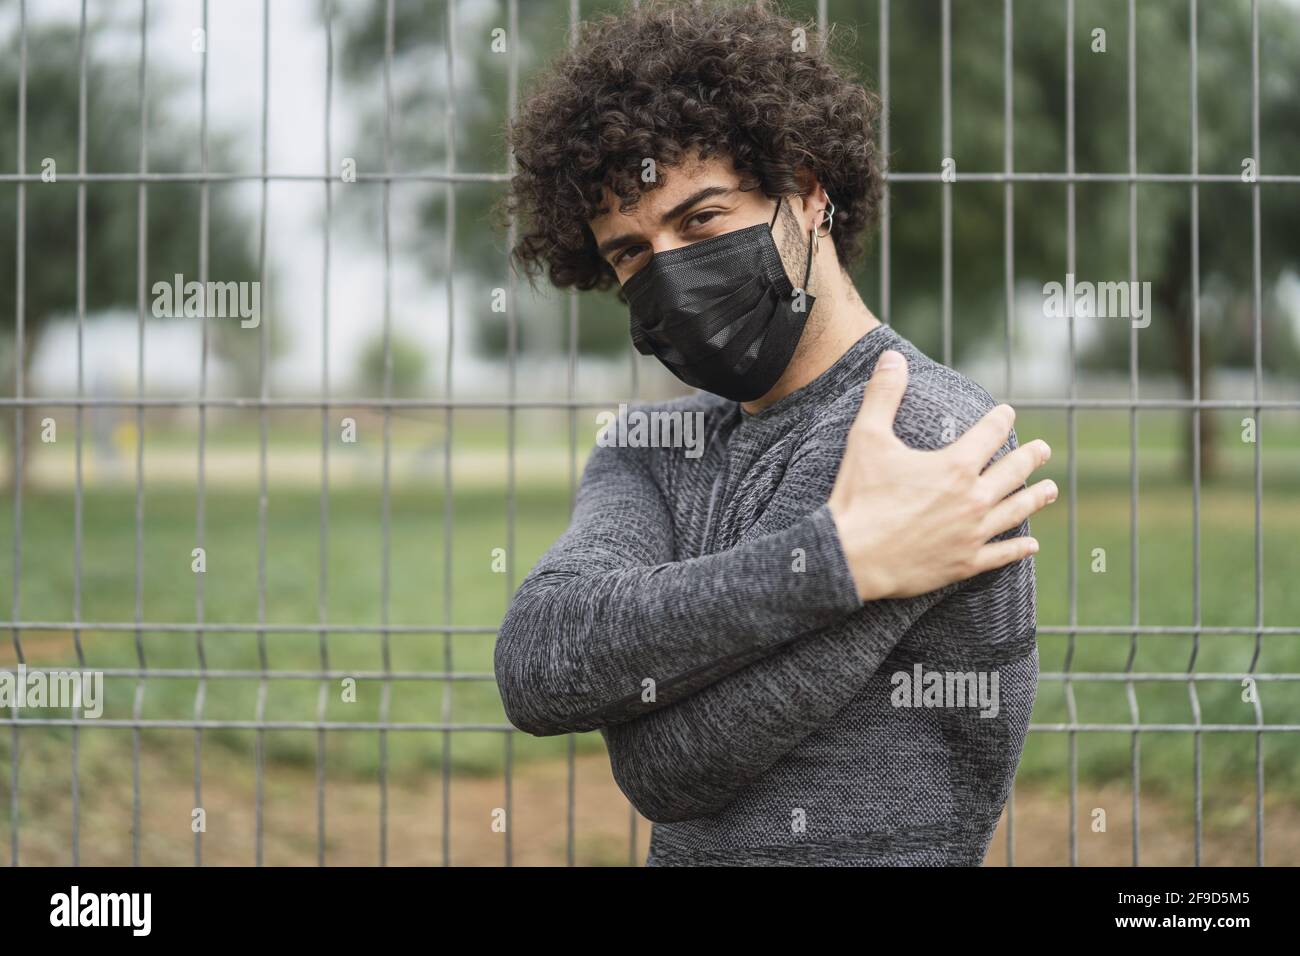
4, 747, 1295, 866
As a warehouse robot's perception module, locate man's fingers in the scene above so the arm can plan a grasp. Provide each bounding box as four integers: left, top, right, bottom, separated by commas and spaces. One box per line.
854, 349, 909, 437
979, 439, 1052, 501
951, 403, 1016, 469
971, 534, 1040, 576
980, 479, 1059, 540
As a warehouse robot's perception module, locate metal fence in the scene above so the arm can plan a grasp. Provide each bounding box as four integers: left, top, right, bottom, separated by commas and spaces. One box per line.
2, 0, 1297, 867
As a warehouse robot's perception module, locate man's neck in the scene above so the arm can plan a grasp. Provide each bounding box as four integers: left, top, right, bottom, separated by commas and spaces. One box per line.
741, 275, 882, 415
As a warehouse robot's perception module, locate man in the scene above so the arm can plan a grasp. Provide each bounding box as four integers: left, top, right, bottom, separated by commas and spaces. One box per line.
494, 0, 1057, 865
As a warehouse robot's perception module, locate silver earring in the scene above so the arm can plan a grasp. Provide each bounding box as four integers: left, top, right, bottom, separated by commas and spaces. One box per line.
816, 199, 836, 239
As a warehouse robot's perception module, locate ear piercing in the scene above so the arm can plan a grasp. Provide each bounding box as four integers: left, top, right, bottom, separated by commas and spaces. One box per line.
813, 198, 835, 253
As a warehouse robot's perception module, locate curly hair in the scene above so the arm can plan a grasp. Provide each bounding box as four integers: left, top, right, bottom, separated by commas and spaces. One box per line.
503, 0, 883, 293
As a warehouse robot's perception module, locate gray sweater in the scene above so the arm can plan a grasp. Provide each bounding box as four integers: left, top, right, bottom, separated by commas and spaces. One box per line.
494, 324, 1038, 865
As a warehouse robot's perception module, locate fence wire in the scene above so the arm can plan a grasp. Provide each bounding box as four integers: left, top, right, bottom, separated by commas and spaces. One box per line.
1, 0, 1295, 867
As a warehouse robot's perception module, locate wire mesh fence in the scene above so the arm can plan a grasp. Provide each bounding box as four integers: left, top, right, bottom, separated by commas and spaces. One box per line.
1, 0, 1297, 866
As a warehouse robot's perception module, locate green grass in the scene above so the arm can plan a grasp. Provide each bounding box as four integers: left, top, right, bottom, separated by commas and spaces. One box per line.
2, 407, 1299, 802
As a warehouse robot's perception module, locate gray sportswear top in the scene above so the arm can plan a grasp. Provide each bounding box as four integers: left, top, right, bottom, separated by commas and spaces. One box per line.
493, 324, 1038, 866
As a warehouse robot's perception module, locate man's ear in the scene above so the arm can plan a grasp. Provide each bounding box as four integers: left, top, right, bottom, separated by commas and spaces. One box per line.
791, 168, 829, 232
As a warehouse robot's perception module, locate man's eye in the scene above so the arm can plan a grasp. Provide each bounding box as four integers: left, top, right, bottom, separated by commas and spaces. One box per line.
687, 210, 719, 228
614, 245, 645, 266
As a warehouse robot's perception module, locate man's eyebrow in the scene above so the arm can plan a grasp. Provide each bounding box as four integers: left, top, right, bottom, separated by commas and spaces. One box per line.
594, 185, 735, 260
659, 185, 734, 226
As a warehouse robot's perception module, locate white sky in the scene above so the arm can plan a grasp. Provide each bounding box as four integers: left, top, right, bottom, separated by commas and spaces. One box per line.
21, 0, 518, 398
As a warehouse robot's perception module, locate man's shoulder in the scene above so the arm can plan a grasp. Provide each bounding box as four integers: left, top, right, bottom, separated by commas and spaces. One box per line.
892, 352, 1005, 452
805, 334, 1005, 454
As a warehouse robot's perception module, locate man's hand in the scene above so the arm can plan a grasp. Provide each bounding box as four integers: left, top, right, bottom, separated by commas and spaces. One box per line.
827, 349, 1057, 602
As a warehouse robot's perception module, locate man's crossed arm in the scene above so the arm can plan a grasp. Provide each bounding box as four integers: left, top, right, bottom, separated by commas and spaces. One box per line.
493, 350, 1056, 816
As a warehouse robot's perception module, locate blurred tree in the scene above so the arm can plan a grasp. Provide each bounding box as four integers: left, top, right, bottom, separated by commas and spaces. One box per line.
869, 0, 1300, 478
334, 0, 1300, 478
0, 17, 271, 488
356, 329, 430, 398
329, 0, 631, 362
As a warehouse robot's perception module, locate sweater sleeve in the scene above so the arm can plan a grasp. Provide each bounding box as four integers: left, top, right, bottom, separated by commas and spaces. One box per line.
493, 432, 865, 737
600, 587, 956, 822
600, 367, 1026, 822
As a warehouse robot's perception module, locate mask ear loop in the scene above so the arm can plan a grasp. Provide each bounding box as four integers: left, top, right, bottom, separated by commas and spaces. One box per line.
771, 195, 825, 292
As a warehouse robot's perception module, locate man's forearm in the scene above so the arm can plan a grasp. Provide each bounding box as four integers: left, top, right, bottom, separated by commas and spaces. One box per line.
600, 582, 957, 822
495, 500, 863, 736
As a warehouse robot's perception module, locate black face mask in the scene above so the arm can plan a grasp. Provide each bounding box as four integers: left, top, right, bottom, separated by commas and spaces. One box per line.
622, 196, 815, 403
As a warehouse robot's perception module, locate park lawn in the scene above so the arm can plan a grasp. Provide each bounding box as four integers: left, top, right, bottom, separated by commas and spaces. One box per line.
1, 407, 1298, 806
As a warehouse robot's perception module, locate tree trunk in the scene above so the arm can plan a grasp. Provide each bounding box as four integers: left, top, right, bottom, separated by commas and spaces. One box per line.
1183, 393, 1218, 482
2, 337, 37, 493
1164, 272, 1219, 482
